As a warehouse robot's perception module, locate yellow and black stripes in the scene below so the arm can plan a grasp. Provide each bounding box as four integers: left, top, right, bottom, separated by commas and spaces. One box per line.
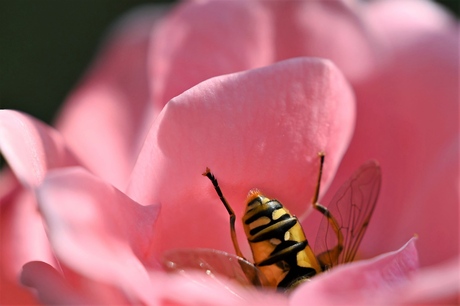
244, 200, 297, 243
242, 192, 321, 288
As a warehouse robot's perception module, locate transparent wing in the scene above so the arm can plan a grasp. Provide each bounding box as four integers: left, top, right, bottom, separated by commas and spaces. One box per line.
314, 160, 381, 269
163, 248, 269, 287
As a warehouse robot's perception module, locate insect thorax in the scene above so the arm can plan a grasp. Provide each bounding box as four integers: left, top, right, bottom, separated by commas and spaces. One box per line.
242, 189, 321, 288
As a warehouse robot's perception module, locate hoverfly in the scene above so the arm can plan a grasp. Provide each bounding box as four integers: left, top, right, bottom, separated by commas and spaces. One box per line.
163, 153, 381, 292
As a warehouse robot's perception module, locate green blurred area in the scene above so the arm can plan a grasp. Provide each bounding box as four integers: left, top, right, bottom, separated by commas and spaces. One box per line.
0, 0, 458, 125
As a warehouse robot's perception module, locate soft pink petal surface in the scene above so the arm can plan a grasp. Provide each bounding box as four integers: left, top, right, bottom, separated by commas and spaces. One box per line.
150, 0, 375, 108
2, 0, 457, 304
21, 261, 94, 305
22, 261, 288, 306
56, 7, 168, 190
0, 179, 47, 305
0, 110, 78, 302
290, 237, 419, 305
0, 110, 79, 188
21, 260, 158, 305
323, 0, 459, 266
35, 167, 159, 303
264, 0, 379, 82
148, 271, 287, 306
147, 0, 459, 267
0, 186, 54, 277
150, 0, 270, 107
397, 256, 460, 305
0, 110, 79, 270
128, 58, 355, 259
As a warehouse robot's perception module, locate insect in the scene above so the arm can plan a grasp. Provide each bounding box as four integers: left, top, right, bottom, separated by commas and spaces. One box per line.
163, 153, 381, 292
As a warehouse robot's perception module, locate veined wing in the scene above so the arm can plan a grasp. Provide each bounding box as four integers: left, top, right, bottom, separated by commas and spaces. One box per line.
314, 161, 381, 269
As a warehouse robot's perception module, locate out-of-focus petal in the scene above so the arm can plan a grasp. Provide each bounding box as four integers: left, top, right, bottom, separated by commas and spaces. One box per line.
398, 256, 460, 305
128, 58, 355, 258
21, 261, 93, 305
149, 271, 287, 306
322, 0, 459, 266
0, 274, 37, 305
56, 7, 168, 190
0, 110, 76, 295
0, 140, 57, 304
21, 260, 154, 304
266, 0, 378, 82
36, 167, 159, 303
150, 0, 376, 108
0, 186, 39, 305
390, 143, 459, 266
150, 0, 271, 107
0, 110, 79, 188
364, 0, 456, 48
290, 237, 419, 305
0, 167, 19, 200
0, 186, 55, 280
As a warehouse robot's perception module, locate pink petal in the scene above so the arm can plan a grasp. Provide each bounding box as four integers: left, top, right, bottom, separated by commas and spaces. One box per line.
0, 167, 19, 201
364, 0, 456, 48
36, 167, 159, 303
145, 0, 458, 267
128, 58, 355, 259
0, 275, 37, 305
266, 0, 378, 82
290, 237, 419, 305
0, 200, 38, 305
397, 256, 460, 305
150, 0, 271, 107
0, 110, 79, 188
0, 182, 55, 281
21, 260, 154, 304
149, 271, 288, 306
326, 0, 459, 266
22, 261, 288, 306
21, 261, 93, 304
55, 7, 167, 190
0, 110, 75, 296
150, 1, 375, 107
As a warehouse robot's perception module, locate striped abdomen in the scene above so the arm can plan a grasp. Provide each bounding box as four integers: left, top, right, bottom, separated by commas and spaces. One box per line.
242, 189, 321, 289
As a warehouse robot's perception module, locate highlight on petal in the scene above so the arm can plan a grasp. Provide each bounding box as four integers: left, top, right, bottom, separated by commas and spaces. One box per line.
364, 0, 457, 48
55, 6, 168, 190
128, 57, 355, 259
35, 167, 159, 303
290, 237, 419, 305
0, 110, 79, 188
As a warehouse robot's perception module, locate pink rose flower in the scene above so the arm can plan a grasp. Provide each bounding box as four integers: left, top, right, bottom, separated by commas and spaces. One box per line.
1, 0, 458, 304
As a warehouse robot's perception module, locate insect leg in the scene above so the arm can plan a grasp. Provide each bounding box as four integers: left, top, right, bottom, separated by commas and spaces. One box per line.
312, 153, 344, 268
202, 168, 247, 261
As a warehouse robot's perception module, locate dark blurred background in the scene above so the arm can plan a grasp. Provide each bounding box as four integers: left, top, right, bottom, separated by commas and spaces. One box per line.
0, 0, 176, 125
0, 0, 458, 125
